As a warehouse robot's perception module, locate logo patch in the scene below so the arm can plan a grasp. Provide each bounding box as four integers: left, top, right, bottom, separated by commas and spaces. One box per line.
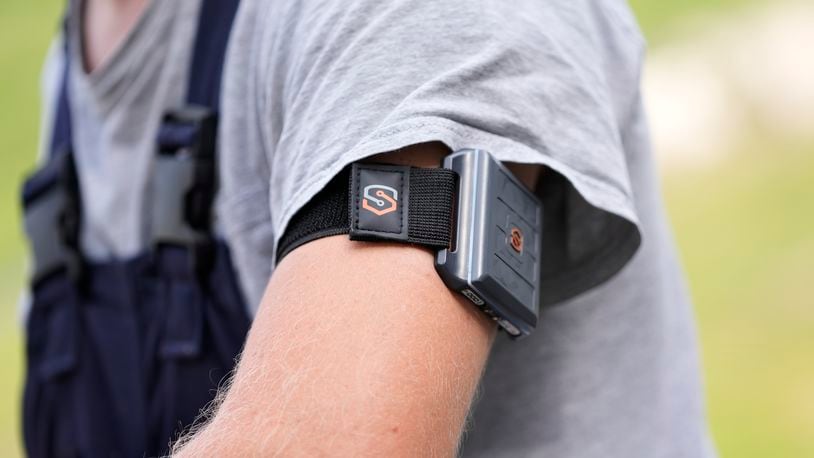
362, 184, 399, 216
350, 163, 410, 241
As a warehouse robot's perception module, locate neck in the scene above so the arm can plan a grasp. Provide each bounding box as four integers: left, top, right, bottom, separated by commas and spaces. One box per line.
81, 0, 149, 73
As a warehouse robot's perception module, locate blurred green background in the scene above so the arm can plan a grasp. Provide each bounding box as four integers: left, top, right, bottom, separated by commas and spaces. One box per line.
0, 0, 812, 456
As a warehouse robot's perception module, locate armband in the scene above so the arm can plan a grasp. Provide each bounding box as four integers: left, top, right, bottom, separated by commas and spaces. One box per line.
277, 149, 543, 338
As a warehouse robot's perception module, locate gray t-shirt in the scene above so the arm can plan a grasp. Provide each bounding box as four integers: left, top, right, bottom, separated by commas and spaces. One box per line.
39, 0, 715, 456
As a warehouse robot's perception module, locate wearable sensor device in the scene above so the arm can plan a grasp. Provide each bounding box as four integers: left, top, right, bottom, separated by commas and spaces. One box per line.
434, 150, 542, 337
277, 149, 543, 338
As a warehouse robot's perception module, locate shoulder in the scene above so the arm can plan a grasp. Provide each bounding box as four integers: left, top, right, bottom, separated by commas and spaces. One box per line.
227, 0, 647, 104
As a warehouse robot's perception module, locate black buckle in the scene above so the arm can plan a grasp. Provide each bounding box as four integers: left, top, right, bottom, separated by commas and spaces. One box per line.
22, 151, 83, 287
151, 106, 218, 276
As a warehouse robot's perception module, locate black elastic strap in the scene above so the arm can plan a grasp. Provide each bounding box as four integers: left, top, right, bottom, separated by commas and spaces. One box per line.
277, 164, 458, 263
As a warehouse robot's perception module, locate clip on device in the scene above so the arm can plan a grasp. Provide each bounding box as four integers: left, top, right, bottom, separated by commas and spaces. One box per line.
278, 149, 543, 338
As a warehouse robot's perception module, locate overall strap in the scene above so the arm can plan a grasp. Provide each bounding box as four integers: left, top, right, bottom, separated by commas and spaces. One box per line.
23, 5, 249, 458
151, 0, 242, 276
186, 0, 242, 108
148, 2, 248, 445
21, 14, 82, 288
49, 53, 72, 159
49, 15, 72, 159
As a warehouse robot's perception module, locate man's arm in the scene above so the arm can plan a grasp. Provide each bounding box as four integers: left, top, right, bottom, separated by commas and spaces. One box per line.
175, 144, 540, 456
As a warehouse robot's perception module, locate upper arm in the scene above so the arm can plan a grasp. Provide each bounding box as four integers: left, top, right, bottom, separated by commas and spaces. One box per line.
175, 144, 544, 456
230, 235, 493, 455
194, 0, 645, 451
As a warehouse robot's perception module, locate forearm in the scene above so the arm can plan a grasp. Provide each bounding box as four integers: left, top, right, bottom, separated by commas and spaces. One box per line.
175, 236, 496, 456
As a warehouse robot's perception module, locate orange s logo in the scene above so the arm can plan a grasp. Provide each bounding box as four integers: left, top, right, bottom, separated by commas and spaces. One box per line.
510, 227, 524, 253
362, 184, 398, 216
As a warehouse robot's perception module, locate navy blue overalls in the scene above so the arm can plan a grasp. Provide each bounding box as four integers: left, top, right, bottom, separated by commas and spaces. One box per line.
20, 0, 250, 456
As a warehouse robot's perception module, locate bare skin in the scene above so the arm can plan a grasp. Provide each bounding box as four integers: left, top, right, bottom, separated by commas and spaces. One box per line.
174, 143, 542, 456
81, 0, 148, 73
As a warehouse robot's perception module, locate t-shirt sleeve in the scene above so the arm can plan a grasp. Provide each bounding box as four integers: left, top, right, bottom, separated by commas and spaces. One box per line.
244, 0, 645, 306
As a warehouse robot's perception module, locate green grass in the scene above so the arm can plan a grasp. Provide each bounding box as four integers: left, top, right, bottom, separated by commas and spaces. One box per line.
0, 0, 808, 457
664, 139, 814, 457
0, 1, 63, 456
628, 0, 765, 44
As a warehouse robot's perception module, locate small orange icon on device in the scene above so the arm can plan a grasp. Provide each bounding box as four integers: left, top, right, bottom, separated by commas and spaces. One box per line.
362, 184, 398, 216
510, 227, 524, 253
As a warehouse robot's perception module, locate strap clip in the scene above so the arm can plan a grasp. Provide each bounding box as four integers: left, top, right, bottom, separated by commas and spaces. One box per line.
151, 106, 218, 275
22, 151, 83, 287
